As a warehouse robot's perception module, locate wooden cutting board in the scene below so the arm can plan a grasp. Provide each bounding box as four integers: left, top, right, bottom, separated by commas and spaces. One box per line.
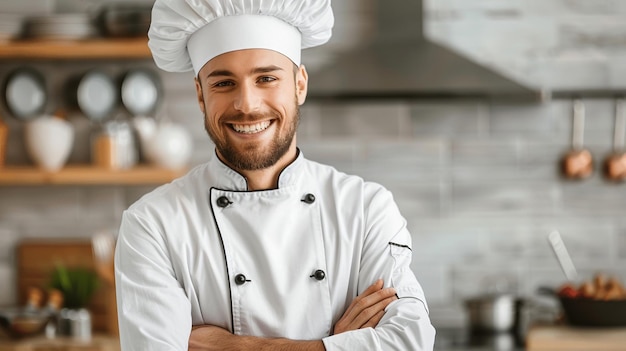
526, 324, 626, 350
16, 238, 118, 336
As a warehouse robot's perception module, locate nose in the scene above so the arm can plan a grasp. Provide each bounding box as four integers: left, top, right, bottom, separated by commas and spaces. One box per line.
233, 82, 261, 114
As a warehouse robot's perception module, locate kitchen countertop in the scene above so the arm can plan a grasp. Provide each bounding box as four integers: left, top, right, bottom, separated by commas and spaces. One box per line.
434, 327, 525, 351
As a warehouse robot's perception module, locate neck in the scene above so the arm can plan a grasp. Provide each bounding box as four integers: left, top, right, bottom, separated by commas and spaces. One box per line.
220, 143, 298, 191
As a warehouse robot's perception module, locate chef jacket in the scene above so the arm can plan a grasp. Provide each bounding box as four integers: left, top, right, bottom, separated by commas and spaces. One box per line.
115, 150, 436, 350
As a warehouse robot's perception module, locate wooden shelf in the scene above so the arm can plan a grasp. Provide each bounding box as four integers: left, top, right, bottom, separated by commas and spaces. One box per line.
0, 334, 120, 351
0, 37, 151, 60
0, 165, 186, 185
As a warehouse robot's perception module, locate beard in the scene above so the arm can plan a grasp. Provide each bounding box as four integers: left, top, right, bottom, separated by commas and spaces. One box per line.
204, 99, 299, 171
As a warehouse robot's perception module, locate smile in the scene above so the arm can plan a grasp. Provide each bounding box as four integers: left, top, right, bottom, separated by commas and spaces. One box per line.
231, 121, 271, 134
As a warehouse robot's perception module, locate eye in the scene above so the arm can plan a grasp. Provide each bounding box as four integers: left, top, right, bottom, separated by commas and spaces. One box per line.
213, 80, 234, 88
258, 76, 277, 83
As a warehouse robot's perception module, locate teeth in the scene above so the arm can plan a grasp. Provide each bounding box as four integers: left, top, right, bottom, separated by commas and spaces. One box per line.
232, 121, 271, 134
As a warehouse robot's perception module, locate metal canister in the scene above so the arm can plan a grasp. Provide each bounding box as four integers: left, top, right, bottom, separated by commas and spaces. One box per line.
57, 308, 92, 341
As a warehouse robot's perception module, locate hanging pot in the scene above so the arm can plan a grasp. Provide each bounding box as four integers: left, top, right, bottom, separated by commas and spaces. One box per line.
603, 98, 626, 182
561, 100, 593, 179
120, 68, 162, 116
3, 67, 47, 120
66, 70, 118, 122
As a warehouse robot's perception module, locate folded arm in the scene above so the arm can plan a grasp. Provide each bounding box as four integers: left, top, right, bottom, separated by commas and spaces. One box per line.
188, 280, 397, 351
319, 187, 436, 351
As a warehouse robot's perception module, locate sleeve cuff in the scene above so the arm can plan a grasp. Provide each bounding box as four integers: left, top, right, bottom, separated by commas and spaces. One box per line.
322, 328, 381, 351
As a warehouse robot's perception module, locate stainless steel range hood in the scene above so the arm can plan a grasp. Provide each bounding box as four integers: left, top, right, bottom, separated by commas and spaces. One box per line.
305, 0, 545, 101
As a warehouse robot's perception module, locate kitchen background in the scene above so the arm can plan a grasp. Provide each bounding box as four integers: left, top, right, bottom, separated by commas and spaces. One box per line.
1, 0, 626, 330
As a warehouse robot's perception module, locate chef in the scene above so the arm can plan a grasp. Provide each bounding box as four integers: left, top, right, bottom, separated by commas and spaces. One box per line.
114, 0, 436, 350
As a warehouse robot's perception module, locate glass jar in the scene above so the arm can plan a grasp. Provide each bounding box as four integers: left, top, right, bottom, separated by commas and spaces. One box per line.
91, 119, 138, 170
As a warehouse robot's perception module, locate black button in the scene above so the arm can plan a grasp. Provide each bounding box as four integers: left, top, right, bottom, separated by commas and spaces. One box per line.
301, 193, 316, 204
311, 269, 325, 281
217, 196, 231, 208
234, 274, 248, 285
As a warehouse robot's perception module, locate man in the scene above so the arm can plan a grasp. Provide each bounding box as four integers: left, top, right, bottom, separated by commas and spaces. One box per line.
114, 1, 436, 350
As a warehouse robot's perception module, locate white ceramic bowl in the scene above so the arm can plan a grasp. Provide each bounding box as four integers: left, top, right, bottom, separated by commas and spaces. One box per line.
24, 116, 74, 172
144, 122, 192, 170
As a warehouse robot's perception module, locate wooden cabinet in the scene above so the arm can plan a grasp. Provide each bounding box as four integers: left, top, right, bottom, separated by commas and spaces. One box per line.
0, 38, 187, 185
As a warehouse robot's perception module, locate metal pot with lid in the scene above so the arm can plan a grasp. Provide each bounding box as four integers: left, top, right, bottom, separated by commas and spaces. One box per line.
465, 293, 517, 333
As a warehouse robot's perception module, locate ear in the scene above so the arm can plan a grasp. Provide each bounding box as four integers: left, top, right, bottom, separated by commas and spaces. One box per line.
194, 77, 206, 114
296, 64, 308, 105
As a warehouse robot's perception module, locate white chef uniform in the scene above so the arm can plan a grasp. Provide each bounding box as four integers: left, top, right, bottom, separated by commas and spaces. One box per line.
121, 0, 436, 349
115, 151, 436, 350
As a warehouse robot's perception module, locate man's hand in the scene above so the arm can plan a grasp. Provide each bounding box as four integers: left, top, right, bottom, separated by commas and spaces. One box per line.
188, 279, 396, 349
189, 325, 234, 351
188, 325, 325, 351
332, 279, 397, 335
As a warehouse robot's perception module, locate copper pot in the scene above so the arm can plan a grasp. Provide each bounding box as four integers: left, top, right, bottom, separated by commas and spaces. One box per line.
603, 99, 626, 182
561, 100, 593, 179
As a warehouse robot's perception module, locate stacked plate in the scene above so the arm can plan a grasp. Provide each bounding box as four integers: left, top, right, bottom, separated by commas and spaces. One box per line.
0, 14, 24, 41
23, 14, 96, 40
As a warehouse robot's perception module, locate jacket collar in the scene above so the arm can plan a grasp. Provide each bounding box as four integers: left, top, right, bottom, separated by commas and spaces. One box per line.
208, 148, 304, 191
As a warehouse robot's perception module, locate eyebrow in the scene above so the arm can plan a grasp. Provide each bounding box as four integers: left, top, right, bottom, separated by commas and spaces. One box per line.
205, 65, 284, 79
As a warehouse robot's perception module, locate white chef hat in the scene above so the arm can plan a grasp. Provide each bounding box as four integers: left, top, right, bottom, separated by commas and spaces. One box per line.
148, 0, 334, 75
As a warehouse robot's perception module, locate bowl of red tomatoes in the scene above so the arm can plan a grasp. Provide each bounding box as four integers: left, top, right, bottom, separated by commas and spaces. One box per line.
551, 274, 626, 327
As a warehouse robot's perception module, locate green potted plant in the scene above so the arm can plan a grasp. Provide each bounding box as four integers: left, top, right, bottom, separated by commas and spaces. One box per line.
49, 265, 100, 309
48, 264, 100, 339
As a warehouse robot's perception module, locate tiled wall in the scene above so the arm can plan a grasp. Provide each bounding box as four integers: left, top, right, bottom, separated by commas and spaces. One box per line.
1, 0, 626, 329
424, 0, 626, 91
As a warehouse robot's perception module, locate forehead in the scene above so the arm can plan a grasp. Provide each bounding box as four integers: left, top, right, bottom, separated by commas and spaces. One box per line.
200, 49, 294, 77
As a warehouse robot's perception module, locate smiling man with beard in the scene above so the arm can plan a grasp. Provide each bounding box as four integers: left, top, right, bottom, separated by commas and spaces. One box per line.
114, 1, 435, 350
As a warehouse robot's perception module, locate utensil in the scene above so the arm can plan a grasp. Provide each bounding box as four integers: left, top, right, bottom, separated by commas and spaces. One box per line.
0, 307, 52, 339
95, 4, 152, 38
23, 14, 96, 40
91, 119, 138, 170
91, 230, 119, 337
92, 230, 115, 286
561, 100, 593, 179
24, 114, 74, 172
603, 99, 626, 182
464, 293, 517, 333
547, 230, 578, 282
538, 286, 626, 327
560, 297, 626, 327
0, 14, 24, 41
3, 68, 47, 120
120, 69, 162, 116
134, 118, 193, 170
67, 70, 117, 122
